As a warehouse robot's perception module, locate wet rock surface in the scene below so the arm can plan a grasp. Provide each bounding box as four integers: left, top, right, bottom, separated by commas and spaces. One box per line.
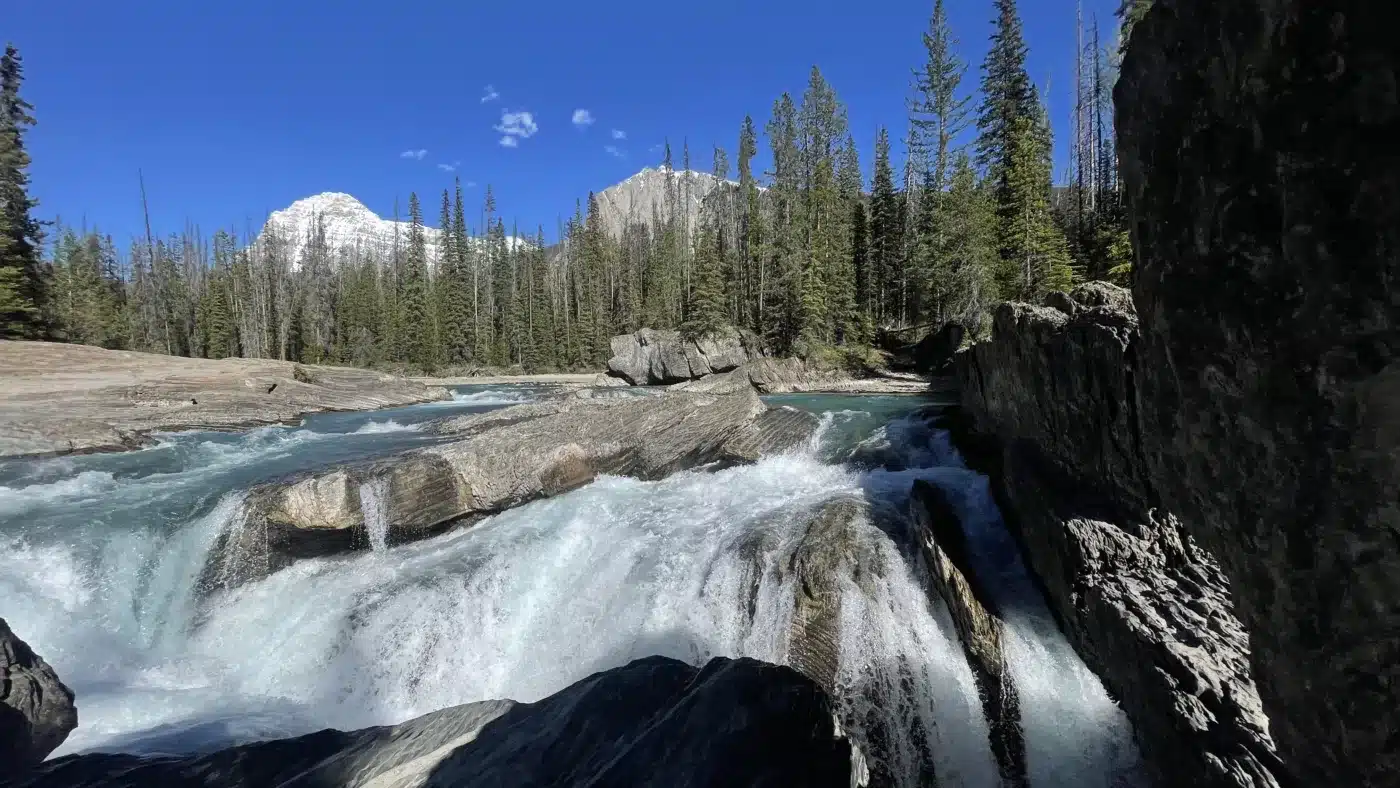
2, 656, 856, 788
204, 388, 819, 590
0, 619, 78, 770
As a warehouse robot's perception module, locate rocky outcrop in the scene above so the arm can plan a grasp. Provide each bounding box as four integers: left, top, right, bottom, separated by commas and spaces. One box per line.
4, 656, 857, 788
1, 619, 77, 769
1117, 2, 1399, 785
606, 327, 763, 385
0, 341, 449, 459
673, 358, 930, 395
203, 388, 819, 590
906, 481, 1025, 787
952, 284, 1284, 787
911, 324, 965, 375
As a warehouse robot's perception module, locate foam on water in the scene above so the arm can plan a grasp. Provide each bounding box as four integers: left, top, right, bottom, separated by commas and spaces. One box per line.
358, 477, 391, 552
448, 389, 530, 406
0, 389, 1144, 786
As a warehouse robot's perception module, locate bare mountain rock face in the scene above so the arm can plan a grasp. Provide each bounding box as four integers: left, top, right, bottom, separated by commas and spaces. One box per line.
0, 618, 77, 769
203, 388, 819, 590
591, 166, 732, 241
0, 341, 449, 460
952, 286, 1284, 787
1119, 0, 1400, 785
4, 656, 857, 788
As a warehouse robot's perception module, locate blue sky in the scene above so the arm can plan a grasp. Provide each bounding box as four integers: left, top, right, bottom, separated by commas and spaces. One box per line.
10, 0, 1119, 244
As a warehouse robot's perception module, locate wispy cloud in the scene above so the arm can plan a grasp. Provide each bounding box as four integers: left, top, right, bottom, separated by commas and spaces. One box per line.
605, 145, 626, 159
648, 143, 663, 153
611, 129, 627, 140
572, 109, 595, 128
495, 110, 538, 148
400, 149, 428, 160
437, 160, 461, 172
480, 84, 499, 103
465, 181, 478, 187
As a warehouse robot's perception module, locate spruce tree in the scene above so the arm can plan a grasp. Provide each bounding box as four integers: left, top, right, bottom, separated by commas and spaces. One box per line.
0, 44, 43, 337
398, 192, 430, 367
868, 127, 901, 328
737, 116, 765, 332
765, 93, 801, 351
976, 0, 1036, 191
999, 116, 1075, 301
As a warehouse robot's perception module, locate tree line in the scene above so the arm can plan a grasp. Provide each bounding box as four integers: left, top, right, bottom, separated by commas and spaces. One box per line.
1, 0, 1139, 371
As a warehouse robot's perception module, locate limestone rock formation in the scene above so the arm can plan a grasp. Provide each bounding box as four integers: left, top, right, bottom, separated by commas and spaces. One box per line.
204, 388, 819, 590
5, 656, 856, 788
906, 481, 1025, 787
1, 618, 77, 769
1118, 1, 1399, 785
0, 341, 450, 459
952, 284, 1284, 787
606, 327, 763, 385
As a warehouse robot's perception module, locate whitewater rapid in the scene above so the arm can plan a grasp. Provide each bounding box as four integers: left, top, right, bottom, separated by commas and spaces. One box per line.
0, 388, 1143, 786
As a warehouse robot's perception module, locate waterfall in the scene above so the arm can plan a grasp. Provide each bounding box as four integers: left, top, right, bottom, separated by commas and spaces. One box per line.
359, 477, 391, 552
0, 391, 1144, 786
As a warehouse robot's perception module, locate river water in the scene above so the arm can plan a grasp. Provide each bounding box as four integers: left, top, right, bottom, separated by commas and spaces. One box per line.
0, 385, 1143, 787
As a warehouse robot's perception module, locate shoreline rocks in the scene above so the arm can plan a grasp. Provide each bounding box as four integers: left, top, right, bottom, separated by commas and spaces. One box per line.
951, 284, 1284, 787
5, 656, 857, 788
1118, 1, 1400, 784
1, 618, 78, 769
607, 326, 763, 385
0, 341, 450, 460
203, 388, 820, 590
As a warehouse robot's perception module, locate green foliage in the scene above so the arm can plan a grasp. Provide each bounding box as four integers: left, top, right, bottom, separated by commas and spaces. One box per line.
0, 43, 44, 338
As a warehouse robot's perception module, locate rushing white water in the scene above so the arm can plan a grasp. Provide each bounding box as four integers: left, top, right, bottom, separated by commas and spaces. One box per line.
358, 477, 391, 552
0, 388, 1144, 786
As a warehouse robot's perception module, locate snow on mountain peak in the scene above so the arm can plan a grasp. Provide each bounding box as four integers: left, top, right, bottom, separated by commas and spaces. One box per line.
258, 191, 528, 270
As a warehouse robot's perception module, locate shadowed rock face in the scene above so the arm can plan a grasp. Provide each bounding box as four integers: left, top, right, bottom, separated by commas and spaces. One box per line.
953, 284, 1284, 787
202, 389, 819, 590
0, 619, 77, 769
907, 481, 1025, 788
1118, 1, 1400, 785
3, 656, 856, 788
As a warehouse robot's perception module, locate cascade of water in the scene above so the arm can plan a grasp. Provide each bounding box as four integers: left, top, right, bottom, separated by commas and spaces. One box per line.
358, 477, 391, 552
0, 391, 1143, 786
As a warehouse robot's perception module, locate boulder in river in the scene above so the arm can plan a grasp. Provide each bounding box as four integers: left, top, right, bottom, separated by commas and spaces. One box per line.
952, 285, 1285, 787
1119, 1, 1400, 784
204, 388, 819, 590
3, 656, 858, 788
606, 326, 763, 385
1, 618, 78, 769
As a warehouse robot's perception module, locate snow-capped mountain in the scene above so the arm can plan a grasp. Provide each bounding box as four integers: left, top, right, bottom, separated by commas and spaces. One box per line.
591, 166, 736, 240
257, 192, 528, 270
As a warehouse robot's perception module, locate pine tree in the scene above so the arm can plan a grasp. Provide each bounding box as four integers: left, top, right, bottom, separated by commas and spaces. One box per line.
737, 115, 765, 332
976, 0, 1036, 192
765, 93, 801, 351
868, 127, 901, 328
999, 116, 1075, 301
834, 135, 863, 343
926, 153, 997, 329
685, 147, 729, 338
0, 44, 43, 337
398, 192, 430, 367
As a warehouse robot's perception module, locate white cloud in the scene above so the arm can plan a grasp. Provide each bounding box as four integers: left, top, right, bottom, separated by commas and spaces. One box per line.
611, 129, 626, 140
437, 160, 461, 172
480, 84, 499, 103
494, 110, 537, 149
572, 109, 595, 128
649, 143, 663, 153
605, 145, 626, 159
465, 181, 478, 187
400, 149, 428, 160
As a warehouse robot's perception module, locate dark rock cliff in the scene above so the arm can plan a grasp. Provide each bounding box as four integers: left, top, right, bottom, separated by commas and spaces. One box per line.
3, 656, 856, 788
1119, 0, 1399, 785
0, 619, 77, 769
953, 286, 1283, 787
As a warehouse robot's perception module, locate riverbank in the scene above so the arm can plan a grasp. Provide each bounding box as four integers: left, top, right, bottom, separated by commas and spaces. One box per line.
0, 341, 449, 461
